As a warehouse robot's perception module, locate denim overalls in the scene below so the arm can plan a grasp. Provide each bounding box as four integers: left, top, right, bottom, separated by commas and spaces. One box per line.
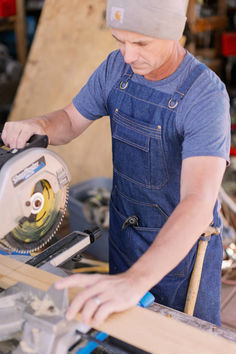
107, 64, 223, 326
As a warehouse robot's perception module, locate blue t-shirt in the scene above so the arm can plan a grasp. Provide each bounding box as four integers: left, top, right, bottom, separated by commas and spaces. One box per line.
73, 50, 230, 163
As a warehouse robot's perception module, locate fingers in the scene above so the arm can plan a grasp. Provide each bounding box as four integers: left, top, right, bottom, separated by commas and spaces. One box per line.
1, 122, 19, 147
55, 273, 142, 327
55, 274, 110, 324
92, 301, 115, 327
80, 297, 101, 324
15, 129, 34, 149
56, 275, 106, 321
55, 274, 107, 323
55, 273, 103, 290
66, 290, 114, 325
67, 293, 105, 323
1, 121, 44, 149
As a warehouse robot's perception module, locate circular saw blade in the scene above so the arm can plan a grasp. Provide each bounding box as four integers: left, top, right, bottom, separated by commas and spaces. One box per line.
3, 179, 68, 253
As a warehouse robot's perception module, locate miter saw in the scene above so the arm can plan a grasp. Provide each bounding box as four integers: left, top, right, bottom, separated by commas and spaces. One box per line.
0, 134, 70, 253
0, 134, 103, 268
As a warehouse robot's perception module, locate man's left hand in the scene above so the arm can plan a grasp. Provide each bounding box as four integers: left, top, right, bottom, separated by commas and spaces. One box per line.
54, 272, 145, 326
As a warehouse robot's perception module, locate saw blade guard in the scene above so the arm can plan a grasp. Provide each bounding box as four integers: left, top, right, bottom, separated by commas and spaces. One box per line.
0, 147, 71, 252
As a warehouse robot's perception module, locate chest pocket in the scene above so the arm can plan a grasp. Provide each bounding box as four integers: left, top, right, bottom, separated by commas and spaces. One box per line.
112, 111, 168, 189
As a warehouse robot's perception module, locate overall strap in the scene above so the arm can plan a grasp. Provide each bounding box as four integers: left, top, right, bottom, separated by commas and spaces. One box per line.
168, 63, 208, 109
124, 65, 133, 77
119, 65, 134, 89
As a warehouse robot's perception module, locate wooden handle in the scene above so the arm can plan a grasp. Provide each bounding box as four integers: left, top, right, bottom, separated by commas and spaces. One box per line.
184, 240, 208, 316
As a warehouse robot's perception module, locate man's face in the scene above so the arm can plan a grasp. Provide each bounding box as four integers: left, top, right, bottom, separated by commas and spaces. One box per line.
112, 28, 175, 79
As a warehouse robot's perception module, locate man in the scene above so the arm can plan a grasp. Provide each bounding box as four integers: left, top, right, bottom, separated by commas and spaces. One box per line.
1, 0, 230, 327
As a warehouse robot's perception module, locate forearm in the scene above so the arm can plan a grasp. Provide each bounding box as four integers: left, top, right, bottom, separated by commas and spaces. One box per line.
126, 195, 214, 291
2, 102, 92, 148
32, 109, 76, 145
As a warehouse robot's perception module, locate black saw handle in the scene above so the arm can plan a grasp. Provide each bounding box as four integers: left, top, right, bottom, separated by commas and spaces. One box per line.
0, 133, 48, 149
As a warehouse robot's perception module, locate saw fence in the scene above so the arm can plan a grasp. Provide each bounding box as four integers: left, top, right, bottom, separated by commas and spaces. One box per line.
0, 255, 236, 354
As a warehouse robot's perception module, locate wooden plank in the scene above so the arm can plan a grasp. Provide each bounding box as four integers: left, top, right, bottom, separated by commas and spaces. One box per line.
8, 0, 116, 185
0, 276, 17, 289
0, 255, 60, 289
150, 302, 236, 342
0, 263, 15, 278
0, 254, 23, 270
0, 255, 236, 353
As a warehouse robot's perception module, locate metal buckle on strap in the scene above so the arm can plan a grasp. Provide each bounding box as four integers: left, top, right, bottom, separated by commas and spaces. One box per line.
168, 98, 178, 109
120, 81, 129, 90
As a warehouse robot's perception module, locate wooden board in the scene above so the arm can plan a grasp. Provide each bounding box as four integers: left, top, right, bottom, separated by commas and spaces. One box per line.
9, 0, 116, 184
1, 255, 236, 354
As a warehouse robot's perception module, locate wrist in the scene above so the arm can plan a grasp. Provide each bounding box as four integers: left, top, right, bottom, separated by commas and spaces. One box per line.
125, 262, 157, 294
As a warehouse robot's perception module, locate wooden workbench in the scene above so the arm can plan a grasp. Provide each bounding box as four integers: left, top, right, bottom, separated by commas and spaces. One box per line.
1, 255, 236, 354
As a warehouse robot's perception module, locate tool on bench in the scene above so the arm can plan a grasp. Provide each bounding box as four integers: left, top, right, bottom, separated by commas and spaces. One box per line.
0, 133, 71, 253
0, 282, 90, 354
0, 281, 154, 354
0, 133, 104, 267
184, 225, 220, 316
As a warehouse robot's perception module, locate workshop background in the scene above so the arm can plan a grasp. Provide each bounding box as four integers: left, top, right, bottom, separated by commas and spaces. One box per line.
0, 0, 236, 332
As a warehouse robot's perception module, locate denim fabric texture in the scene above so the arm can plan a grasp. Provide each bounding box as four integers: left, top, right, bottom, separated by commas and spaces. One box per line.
107, 64, 223, 325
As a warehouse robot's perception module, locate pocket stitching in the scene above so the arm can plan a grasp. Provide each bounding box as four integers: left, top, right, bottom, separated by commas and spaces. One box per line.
114, 113, 161, 138
113, 131, 149, 152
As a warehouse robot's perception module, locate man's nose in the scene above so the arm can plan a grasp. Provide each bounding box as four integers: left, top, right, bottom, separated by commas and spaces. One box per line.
122, 43, 138, 64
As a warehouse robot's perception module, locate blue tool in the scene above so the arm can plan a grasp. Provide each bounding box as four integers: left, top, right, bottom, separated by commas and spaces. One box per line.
138, 291, 155, 308
76, 331, 108, 354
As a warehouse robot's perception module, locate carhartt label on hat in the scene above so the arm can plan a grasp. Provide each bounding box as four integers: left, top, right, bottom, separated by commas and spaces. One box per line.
107, 0, 187, 40
111, 7, 124, 24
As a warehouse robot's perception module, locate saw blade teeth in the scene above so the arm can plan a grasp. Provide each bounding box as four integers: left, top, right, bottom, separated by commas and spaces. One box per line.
2, 186, 69, 254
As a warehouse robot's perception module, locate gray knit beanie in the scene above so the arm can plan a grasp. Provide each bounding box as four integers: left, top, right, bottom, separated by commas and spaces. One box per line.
106, 0, 188, 40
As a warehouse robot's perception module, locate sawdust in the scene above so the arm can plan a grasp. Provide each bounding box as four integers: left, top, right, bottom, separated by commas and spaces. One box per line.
31, 295, 61, 317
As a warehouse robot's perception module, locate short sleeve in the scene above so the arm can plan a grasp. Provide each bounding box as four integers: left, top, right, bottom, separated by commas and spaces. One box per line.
178, 90, 231, 165
72, 59, 108, 120
72, 50, 125, 121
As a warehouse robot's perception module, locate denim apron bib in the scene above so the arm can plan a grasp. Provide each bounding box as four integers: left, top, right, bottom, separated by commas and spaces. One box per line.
107, 63, 223, 325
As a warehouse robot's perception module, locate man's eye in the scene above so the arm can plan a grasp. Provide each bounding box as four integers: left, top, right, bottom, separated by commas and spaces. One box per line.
137, 42, 147, 47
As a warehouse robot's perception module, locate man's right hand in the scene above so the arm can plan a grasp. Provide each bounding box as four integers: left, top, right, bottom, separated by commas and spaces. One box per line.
1, 119, 46, 149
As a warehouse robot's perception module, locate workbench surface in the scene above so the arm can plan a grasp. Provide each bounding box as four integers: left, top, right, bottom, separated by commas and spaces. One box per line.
1, 255, 236, 354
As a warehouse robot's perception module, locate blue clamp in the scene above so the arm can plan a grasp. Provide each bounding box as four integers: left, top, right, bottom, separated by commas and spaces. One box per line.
76, 331, 108, 354
138, 291, 155, 308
